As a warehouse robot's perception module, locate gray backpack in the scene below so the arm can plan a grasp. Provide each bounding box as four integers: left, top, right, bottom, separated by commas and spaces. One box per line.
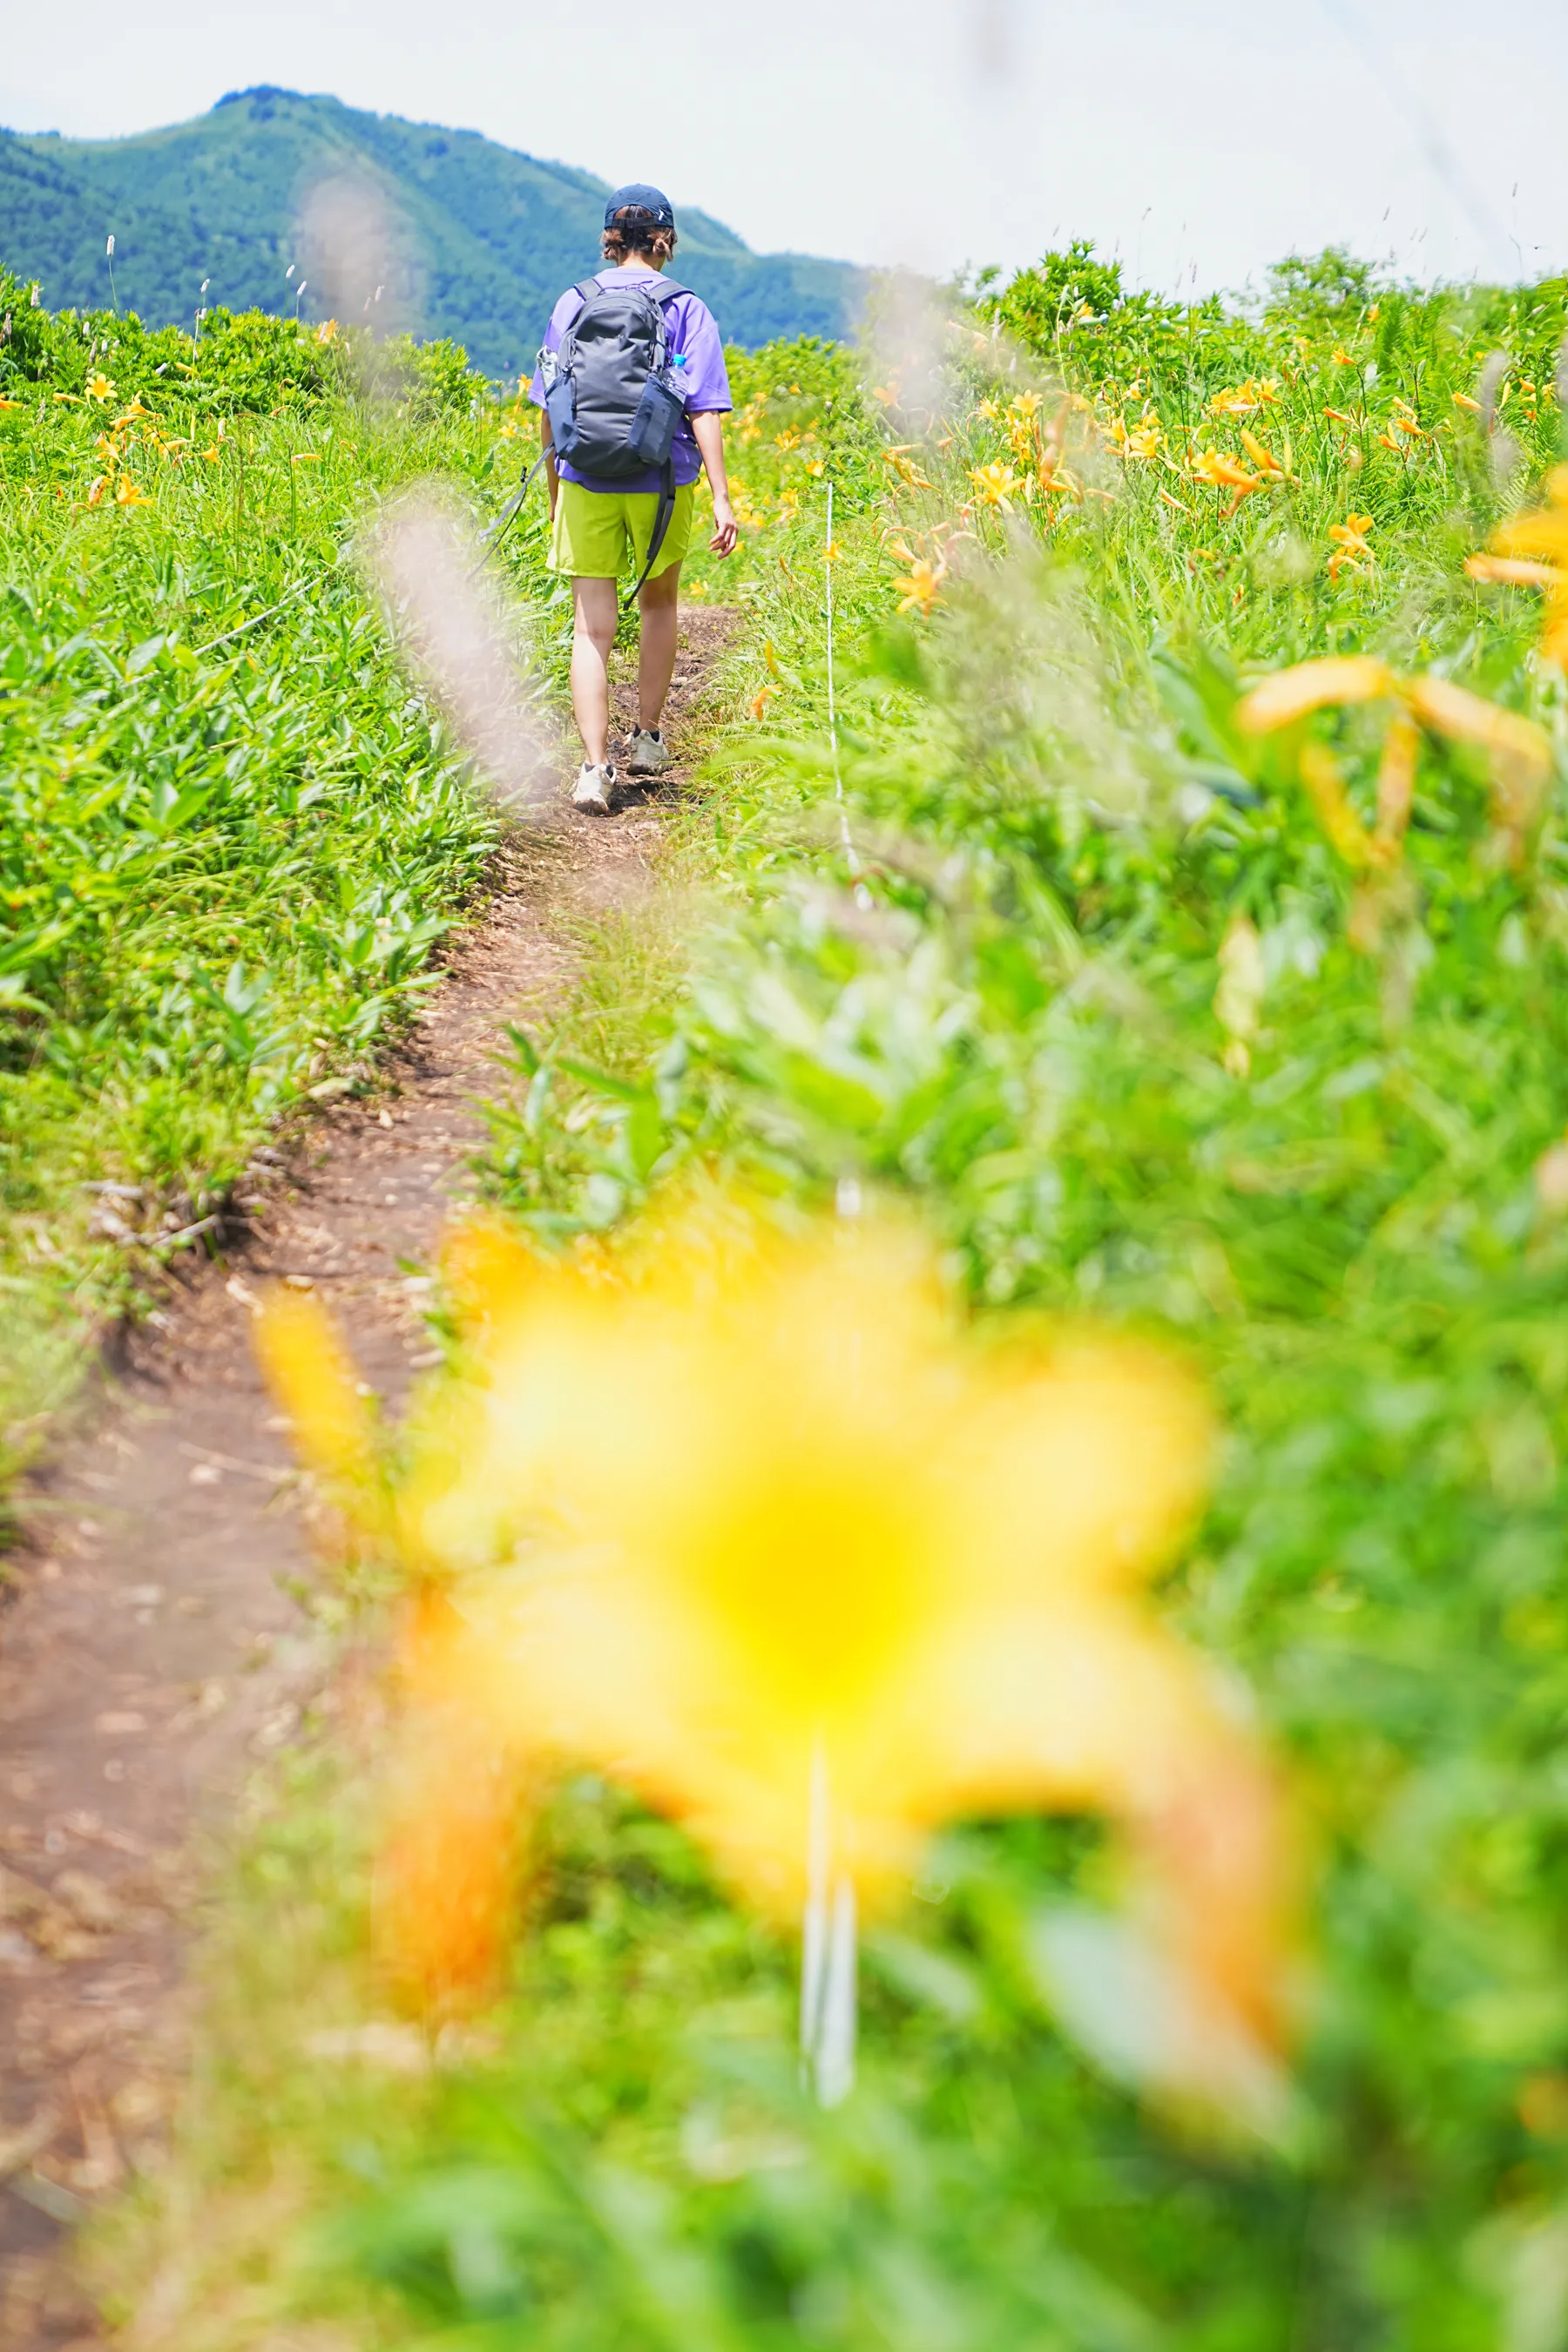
539, 275, 691, 598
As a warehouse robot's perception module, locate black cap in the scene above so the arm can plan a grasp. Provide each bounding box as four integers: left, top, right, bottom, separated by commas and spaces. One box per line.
605, 183, 675, 231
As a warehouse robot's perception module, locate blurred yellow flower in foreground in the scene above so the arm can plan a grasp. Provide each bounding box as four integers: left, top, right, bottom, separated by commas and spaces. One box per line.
260, 1215, 1294, 2109
1477, 465, 1568, 669
1239, 655, 1554, 868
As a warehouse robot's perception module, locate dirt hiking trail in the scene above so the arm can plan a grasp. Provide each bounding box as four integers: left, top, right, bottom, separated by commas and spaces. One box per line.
0, 608, 735, 2347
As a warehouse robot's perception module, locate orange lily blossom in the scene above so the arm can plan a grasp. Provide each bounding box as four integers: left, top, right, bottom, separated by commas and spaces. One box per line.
1327, 512, 1375, 581
1191, 449, 1261, 493
883, 444, 934, 490
258, 1213, 1295, 2117
1239, 429, 1287, 480
1208, 379, 1279, 420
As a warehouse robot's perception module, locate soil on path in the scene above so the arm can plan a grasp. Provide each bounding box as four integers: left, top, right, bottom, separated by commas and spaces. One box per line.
0, 609, 733, 2347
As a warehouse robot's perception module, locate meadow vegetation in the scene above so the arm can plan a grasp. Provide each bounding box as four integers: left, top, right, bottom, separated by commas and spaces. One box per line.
10, 240, 1568, 2348
0, 268, 510, 1485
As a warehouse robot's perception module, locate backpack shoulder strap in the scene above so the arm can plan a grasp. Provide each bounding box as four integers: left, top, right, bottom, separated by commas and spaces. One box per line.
647, 278, 690, 304
557, 277, 606, 366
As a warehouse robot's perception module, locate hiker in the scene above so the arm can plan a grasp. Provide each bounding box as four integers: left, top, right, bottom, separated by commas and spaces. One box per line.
531, 183, 739, 813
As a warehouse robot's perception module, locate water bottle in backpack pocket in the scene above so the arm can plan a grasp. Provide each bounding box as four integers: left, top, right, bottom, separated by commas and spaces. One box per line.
626, 369, 686, 467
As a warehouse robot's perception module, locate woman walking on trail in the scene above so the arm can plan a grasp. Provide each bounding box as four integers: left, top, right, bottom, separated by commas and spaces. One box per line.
531, 183, 739, 813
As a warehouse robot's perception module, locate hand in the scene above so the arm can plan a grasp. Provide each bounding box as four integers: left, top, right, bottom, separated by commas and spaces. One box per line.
709, 497, 739, 559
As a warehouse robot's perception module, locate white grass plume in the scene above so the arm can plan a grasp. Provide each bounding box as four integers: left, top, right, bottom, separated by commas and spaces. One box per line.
366, 488, 554, 811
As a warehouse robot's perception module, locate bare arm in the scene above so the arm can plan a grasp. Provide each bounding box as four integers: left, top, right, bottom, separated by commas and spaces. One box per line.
691, 410, 738, 558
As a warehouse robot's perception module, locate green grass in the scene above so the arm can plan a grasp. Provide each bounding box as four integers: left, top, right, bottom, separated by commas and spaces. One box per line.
0, 280, 563, 1491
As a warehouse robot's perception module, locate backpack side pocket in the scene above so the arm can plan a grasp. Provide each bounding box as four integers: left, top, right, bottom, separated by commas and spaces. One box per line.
544, 373, 578, 462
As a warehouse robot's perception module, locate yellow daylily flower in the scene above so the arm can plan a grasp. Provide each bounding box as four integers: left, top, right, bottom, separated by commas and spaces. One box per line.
890, 542, 947, 616
113, 476, 153, 509
968, 461, 1020, 511
260, 1213, 1294, 2099
84, 373, 114, 403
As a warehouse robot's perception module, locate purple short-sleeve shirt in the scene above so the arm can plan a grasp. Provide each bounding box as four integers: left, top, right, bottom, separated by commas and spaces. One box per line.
529, 264, 732, 496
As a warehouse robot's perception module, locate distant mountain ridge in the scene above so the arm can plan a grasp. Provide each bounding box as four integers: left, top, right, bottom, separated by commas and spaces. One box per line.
0, 88, 865, 376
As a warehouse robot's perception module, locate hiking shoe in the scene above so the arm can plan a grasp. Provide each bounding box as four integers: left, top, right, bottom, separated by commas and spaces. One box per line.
626, 727, 673, 777
572, 761, 616, 813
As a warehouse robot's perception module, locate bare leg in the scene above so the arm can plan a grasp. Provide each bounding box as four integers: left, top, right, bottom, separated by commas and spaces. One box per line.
637, 561, 681, 731
570, 577, 618, 767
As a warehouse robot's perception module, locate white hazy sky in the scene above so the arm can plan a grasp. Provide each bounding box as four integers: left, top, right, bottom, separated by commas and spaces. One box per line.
3, 0, 1565, 295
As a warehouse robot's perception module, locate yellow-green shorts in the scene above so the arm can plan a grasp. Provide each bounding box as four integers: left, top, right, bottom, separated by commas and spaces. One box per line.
549, 480, 695, 580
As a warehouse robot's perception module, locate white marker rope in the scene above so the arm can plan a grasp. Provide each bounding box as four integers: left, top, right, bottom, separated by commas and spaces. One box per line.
825, 482, 862, 882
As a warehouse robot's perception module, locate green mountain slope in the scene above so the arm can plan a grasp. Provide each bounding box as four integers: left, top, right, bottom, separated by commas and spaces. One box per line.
0, 87, 865, 375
